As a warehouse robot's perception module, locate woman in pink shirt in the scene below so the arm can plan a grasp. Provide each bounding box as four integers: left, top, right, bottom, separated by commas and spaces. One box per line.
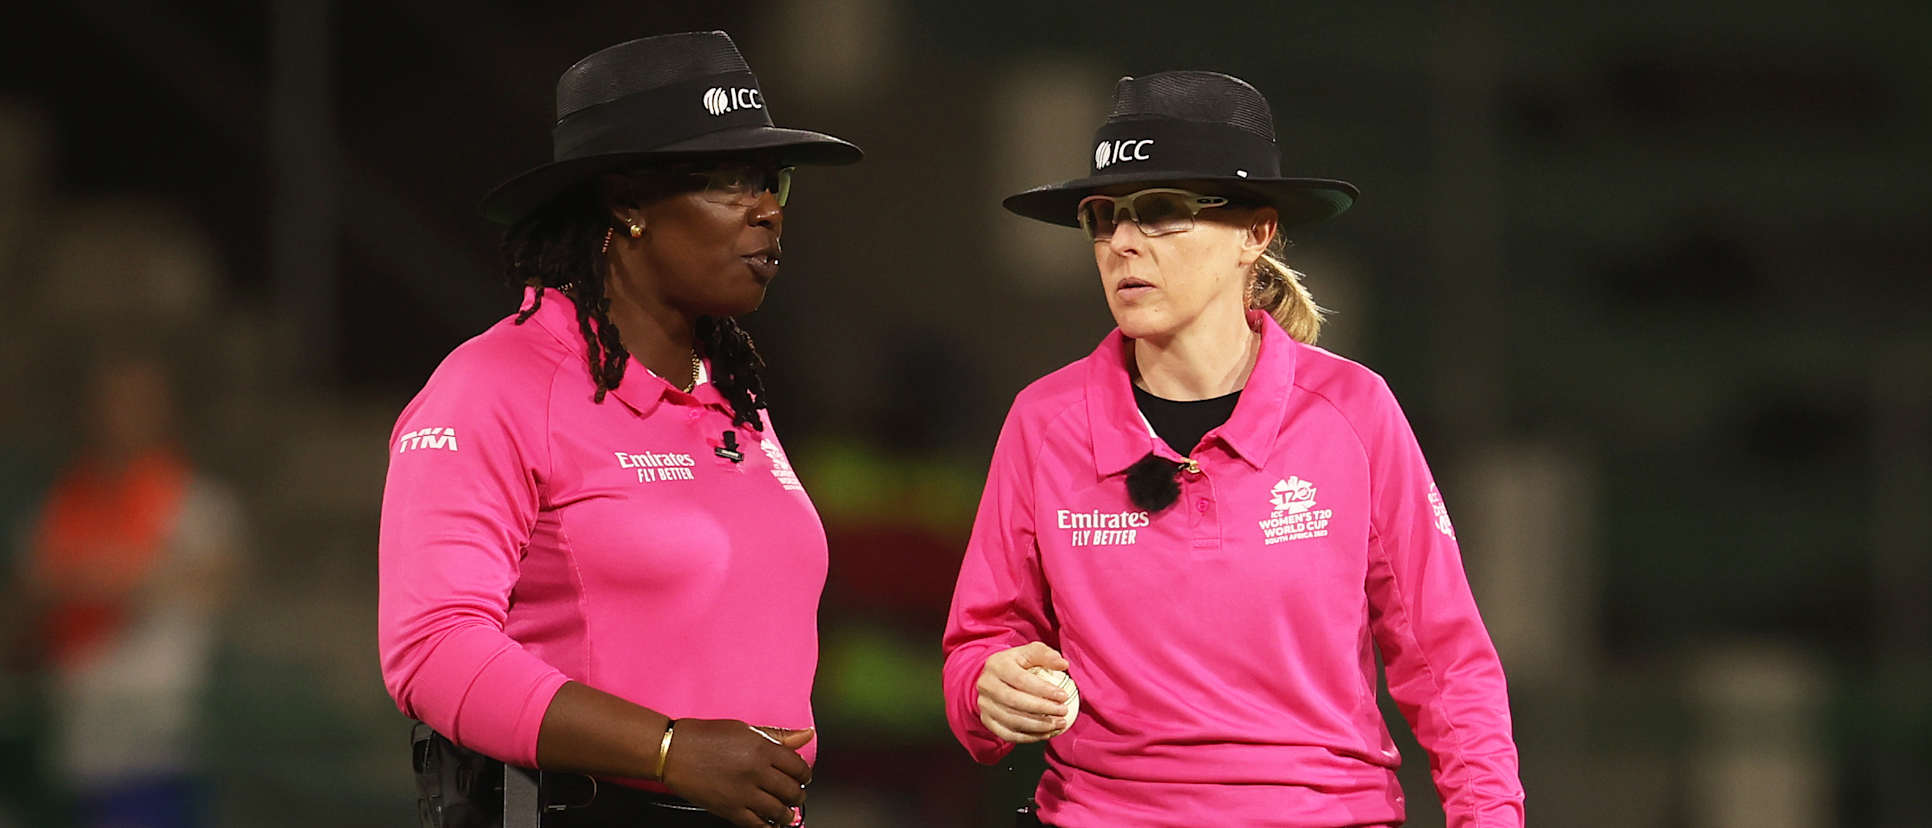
378, 32, 858, 828
942, 71, 1525, 827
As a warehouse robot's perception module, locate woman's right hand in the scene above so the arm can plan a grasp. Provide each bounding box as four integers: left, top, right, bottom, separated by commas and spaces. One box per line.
976, 641, 1072, 744
660, 718, 812, 828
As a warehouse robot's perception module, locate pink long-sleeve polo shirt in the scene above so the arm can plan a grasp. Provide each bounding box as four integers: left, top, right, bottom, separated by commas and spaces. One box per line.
943, 312, 1524, 827
379, 288, 827, 771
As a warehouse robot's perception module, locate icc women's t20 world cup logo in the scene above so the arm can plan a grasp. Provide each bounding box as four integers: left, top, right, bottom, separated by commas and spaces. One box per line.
1260, 476, 1330, 545
1269, 476, 1318, 514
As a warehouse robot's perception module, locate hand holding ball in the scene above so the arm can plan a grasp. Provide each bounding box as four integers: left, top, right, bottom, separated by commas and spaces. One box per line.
1027, 666, 1080, 736
976, 642, 1080, 744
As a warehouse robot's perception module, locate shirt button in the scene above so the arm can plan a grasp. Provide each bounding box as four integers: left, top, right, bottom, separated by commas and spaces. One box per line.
686, 409, 701, 421
1196, 499, 1209, 513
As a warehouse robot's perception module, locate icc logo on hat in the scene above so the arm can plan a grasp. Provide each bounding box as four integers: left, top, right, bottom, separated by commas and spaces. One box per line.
703, 86, 764, 117
1094, 138, 1154, 170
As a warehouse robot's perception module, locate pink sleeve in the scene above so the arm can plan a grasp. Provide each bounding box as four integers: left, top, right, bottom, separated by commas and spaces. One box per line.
377, 348, 570, 767
941, 404, 1055, 764
1361, 378, 1526, 827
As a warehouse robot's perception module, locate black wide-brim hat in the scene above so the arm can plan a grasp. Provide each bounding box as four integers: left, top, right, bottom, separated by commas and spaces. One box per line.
1003, 71, 1357, 229
481, 31, 862, 225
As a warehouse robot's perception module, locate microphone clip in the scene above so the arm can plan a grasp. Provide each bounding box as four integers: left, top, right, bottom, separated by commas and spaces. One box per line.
714, 430, 745, 463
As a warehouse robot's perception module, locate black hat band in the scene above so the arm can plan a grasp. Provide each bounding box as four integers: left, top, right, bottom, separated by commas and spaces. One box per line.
552, 71, 773, 161
1087, 119, 1280, 179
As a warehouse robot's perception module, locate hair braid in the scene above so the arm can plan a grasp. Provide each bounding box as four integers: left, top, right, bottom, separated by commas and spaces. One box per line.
501, 189, 631, 402
698, 315, 768, 431
498, 178, 768, 415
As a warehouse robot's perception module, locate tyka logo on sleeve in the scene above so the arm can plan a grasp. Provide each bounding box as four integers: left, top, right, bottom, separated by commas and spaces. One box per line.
396, 427, 459, 453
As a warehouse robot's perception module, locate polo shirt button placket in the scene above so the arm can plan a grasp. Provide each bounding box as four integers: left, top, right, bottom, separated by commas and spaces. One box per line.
1182, 457, 1212, 530
1187, 456, 1232, 559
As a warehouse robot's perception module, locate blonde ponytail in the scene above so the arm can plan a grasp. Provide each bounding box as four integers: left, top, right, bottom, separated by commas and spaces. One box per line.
1248, 237, 1324, 345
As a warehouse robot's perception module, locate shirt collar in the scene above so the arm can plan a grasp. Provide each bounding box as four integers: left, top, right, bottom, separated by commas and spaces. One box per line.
519, 287, 736, 418
1085, 309, 1297, 477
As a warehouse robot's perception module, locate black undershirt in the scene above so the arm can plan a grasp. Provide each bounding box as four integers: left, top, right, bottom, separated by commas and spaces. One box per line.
1132, 384, 1242, 457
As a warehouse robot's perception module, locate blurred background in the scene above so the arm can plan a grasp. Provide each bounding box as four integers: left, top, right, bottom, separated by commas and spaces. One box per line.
1, 1, 1927, 826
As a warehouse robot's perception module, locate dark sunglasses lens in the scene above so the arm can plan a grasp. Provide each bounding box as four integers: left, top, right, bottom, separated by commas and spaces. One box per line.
1077, 199, 1118, 239
1130, 192, 1196, 235
691, 167, 746, 200
688, 164, 792, 206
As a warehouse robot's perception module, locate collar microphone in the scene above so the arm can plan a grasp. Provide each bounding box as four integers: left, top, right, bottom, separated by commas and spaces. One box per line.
715, 430, 745, 463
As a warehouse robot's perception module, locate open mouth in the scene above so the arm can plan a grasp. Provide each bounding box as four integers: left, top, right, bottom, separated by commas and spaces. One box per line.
743, 249, 781, 279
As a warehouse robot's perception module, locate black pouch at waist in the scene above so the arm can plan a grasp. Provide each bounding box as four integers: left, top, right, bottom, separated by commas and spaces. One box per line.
412, 721, 505, 828
409, 723, 738, 827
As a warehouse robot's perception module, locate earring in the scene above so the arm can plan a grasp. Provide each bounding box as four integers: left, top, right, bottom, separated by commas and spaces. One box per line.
629, 222, 644, 238
600, 226, 613, 254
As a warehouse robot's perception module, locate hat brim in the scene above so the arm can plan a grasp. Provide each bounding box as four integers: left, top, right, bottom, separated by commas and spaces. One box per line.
480, 126, 862, 225
1001, 171, 1358, 230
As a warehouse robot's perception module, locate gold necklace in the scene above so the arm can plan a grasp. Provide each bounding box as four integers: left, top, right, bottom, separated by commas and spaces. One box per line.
684, 352, 702, 392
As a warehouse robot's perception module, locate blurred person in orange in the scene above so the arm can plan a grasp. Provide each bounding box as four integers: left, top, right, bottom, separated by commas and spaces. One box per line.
21, 351, 241, 828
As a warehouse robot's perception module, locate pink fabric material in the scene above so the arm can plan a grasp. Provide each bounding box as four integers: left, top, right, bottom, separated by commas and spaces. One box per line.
943, 312, 1523, 827
380, 288, 827, 770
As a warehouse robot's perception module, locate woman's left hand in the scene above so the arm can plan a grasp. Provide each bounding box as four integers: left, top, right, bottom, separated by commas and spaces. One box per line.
660, 717, 812, 827
976, 641, 1073, 744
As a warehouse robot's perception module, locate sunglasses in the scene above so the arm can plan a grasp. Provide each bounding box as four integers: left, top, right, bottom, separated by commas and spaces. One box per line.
658, 162, 795, 207
1075, 188, 1230, 241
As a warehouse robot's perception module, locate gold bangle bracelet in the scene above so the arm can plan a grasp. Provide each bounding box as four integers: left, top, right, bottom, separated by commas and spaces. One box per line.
652, 720, 677, 782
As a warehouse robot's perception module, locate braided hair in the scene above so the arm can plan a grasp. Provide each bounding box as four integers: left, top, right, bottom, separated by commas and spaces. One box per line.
499, 178, 769, 430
